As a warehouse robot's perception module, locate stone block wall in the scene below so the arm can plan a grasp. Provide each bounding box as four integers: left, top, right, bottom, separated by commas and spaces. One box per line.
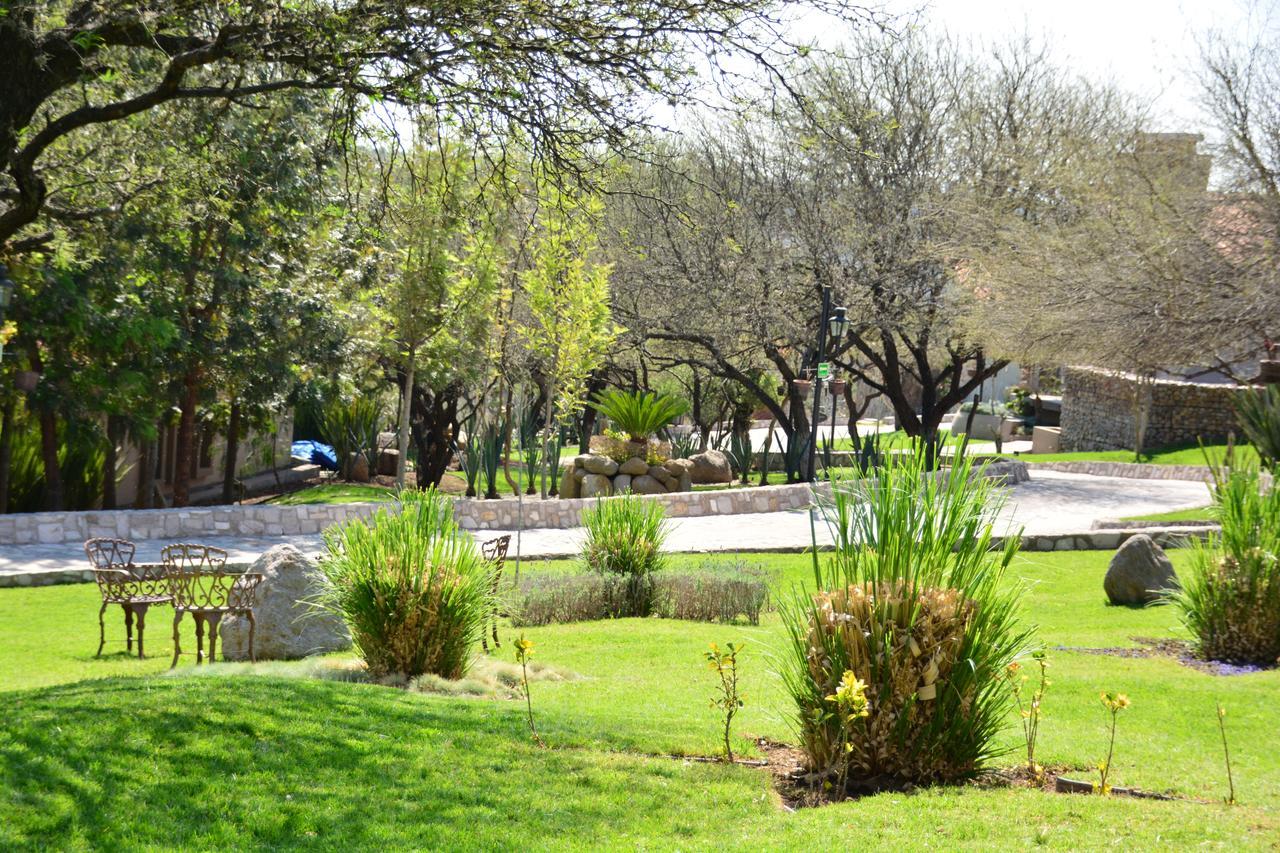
1060, 367, 1257, 452
0, 461, 1029, 545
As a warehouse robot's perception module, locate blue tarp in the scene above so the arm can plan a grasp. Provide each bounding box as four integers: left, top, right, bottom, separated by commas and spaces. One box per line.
291, 440, 338, 471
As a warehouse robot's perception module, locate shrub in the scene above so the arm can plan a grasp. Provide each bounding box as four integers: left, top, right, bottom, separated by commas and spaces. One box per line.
1234, 384, 1280, 472
1169, 464, 1280, 665
581, 495, 668, 614
319, 395, 382, 480
592, 389, 688, 443
509, 563, 770, 627
315, 490, 493, 679
781, 453, 1032, 788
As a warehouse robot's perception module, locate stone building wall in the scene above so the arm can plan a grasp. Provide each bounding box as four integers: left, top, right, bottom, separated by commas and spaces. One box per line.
1060, 367, 1256, 452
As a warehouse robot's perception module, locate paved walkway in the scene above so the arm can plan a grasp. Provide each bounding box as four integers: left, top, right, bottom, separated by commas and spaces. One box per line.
0, 471, 1208, 583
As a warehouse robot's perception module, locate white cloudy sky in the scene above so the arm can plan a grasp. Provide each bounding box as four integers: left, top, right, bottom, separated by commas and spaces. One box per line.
805, 0, 1277, 133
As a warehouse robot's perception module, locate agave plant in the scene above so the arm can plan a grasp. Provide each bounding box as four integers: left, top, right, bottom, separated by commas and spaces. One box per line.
319, 396, 382, 481
478, 419, 506, 500
591, 389, 688, 443
1234, 384, 1280, 473
780, 453, 1033, 789
458, 413, 481, 498
725, 431, 753, 485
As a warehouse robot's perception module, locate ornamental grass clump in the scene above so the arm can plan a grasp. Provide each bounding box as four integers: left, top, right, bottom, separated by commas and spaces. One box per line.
581, 495, 668, 616
316, 490, 493, 680
781, 453, 1033, 789
1168, 462, 1280, 665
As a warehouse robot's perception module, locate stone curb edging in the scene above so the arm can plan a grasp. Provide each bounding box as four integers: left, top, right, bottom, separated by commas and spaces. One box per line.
0, 461, 1029, 544
1091, 518, 1218, 530
1025, 459, 1273, 488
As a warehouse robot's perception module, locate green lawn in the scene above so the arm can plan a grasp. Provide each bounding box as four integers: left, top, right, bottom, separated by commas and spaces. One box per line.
3, 550, 1278, 848
266, 483, 396, 505
1005, 441, 1257, 467
1120, 507, 1215, 523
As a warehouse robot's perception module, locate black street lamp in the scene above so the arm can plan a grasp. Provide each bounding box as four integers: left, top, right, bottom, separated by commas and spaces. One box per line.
806, 287, 848, 482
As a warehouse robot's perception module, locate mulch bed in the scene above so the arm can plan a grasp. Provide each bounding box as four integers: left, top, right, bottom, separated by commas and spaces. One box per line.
1054, 637, 1273, 677
748, 739, 1193, 810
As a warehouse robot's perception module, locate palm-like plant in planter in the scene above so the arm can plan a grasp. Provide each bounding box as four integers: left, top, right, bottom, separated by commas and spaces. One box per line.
591, 390, 689, 444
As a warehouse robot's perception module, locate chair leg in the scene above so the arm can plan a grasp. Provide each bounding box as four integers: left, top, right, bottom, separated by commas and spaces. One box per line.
123, 604, 135, 653
206, 613, 222, 663
492, 613, 501, 650
194, 614, 206, 665
171, 611, 183, 669
96, 602, 108, 658
246, 611, 256, 664
134, 603, 150, 659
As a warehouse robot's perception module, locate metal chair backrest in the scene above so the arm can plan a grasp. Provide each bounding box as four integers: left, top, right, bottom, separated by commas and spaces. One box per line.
481, 535, 511, 571
161, 543, 228, 573
85, 538, 136, 571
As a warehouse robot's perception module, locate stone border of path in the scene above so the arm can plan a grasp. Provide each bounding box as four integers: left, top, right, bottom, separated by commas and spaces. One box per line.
3, 523, 1211, 589
0, 460, 1029, 545
1025, 459, 1273, 487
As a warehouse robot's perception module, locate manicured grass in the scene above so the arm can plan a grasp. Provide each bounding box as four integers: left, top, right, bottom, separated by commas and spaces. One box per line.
1006, 441, 1257, 467
3, 550, 1279, 848
1121, 506, 1215, 523
266, 483, 396, 505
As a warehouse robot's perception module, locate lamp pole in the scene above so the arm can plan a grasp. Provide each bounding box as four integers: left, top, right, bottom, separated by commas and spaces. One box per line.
804, 289, 848, 482
805, 288, 831, 482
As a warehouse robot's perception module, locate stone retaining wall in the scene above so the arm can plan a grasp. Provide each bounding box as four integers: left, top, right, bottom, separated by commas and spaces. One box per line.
1059, 367, 1257, 452
0, 460, 1029, 544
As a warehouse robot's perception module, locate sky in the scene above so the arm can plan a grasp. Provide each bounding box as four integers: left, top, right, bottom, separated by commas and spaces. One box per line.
818, 0, 1276, 134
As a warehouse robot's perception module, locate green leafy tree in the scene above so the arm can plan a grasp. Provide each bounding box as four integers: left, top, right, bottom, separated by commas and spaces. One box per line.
520, 193, 619, 497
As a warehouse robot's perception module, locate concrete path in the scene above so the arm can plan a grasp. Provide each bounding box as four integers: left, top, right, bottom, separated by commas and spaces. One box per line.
0, 470, 1209, 583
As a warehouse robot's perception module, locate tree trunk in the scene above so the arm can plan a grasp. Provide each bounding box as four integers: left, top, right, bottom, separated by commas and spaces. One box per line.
172, 365, 201, 507
0, 397, 13, 513
397, 348, 414, 489
221, 398, 241, 504
135, 437, 156, 509
38, 407, 63, 511
103, 415, 125, 509
409, 379, 459, 489
541, 378, 554, 500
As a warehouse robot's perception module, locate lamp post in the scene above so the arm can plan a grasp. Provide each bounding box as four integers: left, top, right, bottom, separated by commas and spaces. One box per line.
805, 287, 848, 482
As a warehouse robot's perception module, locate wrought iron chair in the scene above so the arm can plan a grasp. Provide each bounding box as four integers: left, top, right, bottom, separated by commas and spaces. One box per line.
86, 538, 172, 659
480, 535, 512, 653
164, 544, 263, 668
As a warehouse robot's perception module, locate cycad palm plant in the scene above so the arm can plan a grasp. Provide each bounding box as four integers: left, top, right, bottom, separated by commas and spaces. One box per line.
781, 453, 1033, 789
315, 489, 493, 679
1234, 384, 1280, 472
591, 389, 688, 443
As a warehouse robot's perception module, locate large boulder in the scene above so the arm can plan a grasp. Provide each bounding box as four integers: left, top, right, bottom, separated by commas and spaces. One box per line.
630, 474, 667, 495
688, 449, 733, 485
558, 467, 579, 499
581, 454, 619, 476
618, 456, 649, 476
221, 545, 351, 660
580, 473, 614, 498
664, 458, 695, 492
613, 473, 633, 494
376, 448, 399, 477
1105, 535, 1178, 605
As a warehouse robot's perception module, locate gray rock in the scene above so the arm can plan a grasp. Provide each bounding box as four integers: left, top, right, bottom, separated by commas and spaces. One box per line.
677, 472, 692, 492
630, 474, 667, 495
613, 474, 633, 493
688, 449, 733, 484
580, 473, 614, 498
663, 458, 694, 477
221, 544, 351, 661
376, 448, 399, 477
1105, 534, 1179, 605
581, 455, 619, 476
618, 457, 649, 476
649, 465, 676, 489
559, 468, 579, 499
